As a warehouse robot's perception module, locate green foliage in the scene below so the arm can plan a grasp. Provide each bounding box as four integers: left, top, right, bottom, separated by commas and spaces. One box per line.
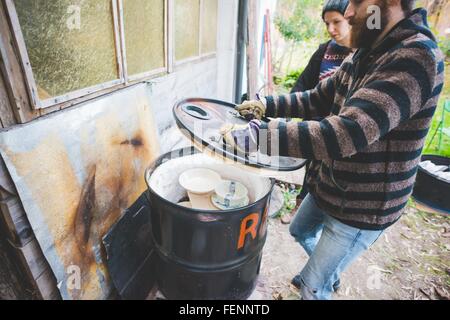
423, 97, 450, 158
275, 184, 301, 218
423, 64, 450, 158
430, 26, 450, 60
275, 0, 326, 44
274, 67, 305, 91
438, 36, 450, 60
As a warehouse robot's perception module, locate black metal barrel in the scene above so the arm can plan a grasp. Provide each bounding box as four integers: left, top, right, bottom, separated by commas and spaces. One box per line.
145, 147, 275, 300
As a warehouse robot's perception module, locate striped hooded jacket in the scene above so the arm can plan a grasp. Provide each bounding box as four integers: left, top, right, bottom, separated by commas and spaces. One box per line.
259, 8, 445, 230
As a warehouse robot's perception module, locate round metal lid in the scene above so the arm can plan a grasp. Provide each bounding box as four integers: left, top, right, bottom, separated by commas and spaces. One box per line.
173, 98, 307, 172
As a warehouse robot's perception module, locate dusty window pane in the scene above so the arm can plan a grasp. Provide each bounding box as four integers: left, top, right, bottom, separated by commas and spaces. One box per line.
123, 0, 165, 76
201, 0, 217, 54
15, 0, 119, 100
175, 0, 200, 61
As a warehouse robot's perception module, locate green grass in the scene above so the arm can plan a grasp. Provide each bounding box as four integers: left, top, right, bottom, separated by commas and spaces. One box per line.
422, 65, 450, 158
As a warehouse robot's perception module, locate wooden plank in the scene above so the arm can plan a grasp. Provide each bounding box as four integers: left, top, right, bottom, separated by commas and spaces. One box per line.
6, 236, 58, 300
0, 235, 26, 299
56, 83, 127, 112
0, 213, 37, 299
0, 196, 34, 247
112, 0, 125, 82
15, 82, 131, 116
167, 0, 174, 73
0, 187, 60, 300
164, 0, 169, 72
10, 237, 49, 281
38, 105, 61, 117
0, 156, 17, 198
199, 0, 204, 57
0, 191, 57, 299
3, 0, 41, 109
0, 156, 33, 247
0, 167, 58, 300
0, 1, 37, 123
34, 269, 61, 300
246, 0, 259, 99
0, 71, 17, 128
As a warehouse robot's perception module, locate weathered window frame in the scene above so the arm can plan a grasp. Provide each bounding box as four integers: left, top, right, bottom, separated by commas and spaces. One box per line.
5, 0, 125, 109
173, 0, 217, 68
118, 0, 169, 84
4, 0, 217, 110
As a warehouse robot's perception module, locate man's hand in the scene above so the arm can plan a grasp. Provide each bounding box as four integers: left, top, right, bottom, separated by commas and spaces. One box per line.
219, 120, 260, 154
235, 100, 266, 120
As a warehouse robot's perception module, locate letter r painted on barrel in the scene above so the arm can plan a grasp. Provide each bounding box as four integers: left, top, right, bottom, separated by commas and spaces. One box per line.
237, 213, 260, 250
258, 205, 269, 238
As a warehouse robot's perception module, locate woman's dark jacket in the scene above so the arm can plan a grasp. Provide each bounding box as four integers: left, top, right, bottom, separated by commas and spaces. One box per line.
290, 40, 330, 93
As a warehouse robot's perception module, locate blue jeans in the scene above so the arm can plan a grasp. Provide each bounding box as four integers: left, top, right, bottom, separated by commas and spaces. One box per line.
289, 194, 384, 300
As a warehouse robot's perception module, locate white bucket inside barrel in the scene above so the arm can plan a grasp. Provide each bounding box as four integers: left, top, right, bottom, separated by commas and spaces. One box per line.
148, 153, 272, 205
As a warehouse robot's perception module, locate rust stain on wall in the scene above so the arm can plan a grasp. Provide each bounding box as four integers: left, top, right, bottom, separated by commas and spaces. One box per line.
74, 166, 96, 250
120, 138, 143, 147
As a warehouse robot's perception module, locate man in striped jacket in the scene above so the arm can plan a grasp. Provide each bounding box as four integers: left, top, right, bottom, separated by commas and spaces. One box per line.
222, 0, 444, 299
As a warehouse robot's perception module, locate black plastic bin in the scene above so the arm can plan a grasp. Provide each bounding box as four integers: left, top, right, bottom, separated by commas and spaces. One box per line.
412, 154, 450, 213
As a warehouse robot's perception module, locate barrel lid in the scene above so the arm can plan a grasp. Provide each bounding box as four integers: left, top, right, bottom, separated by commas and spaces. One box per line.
173, 98, 307, 172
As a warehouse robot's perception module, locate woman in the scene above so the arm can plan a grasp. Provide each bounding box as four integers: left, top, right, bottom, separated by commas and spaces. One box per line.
293, 0, 353, 204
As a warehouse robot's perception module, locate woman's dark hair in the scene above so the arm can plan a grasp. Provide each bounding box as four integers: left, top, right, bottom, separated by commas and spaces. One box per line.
322, 0, 350, 19
401, 0, 416, 14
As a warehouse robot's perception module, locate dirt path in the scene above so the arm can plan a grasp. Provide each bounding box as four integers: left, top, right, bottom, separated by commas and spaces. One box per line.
255, 202, 450, 300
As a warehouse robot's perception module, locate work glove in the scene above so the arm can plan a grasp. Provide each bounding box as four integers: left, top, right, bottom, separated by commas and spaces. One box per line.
219, 120, 261, 154
235, 99, 266, 120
